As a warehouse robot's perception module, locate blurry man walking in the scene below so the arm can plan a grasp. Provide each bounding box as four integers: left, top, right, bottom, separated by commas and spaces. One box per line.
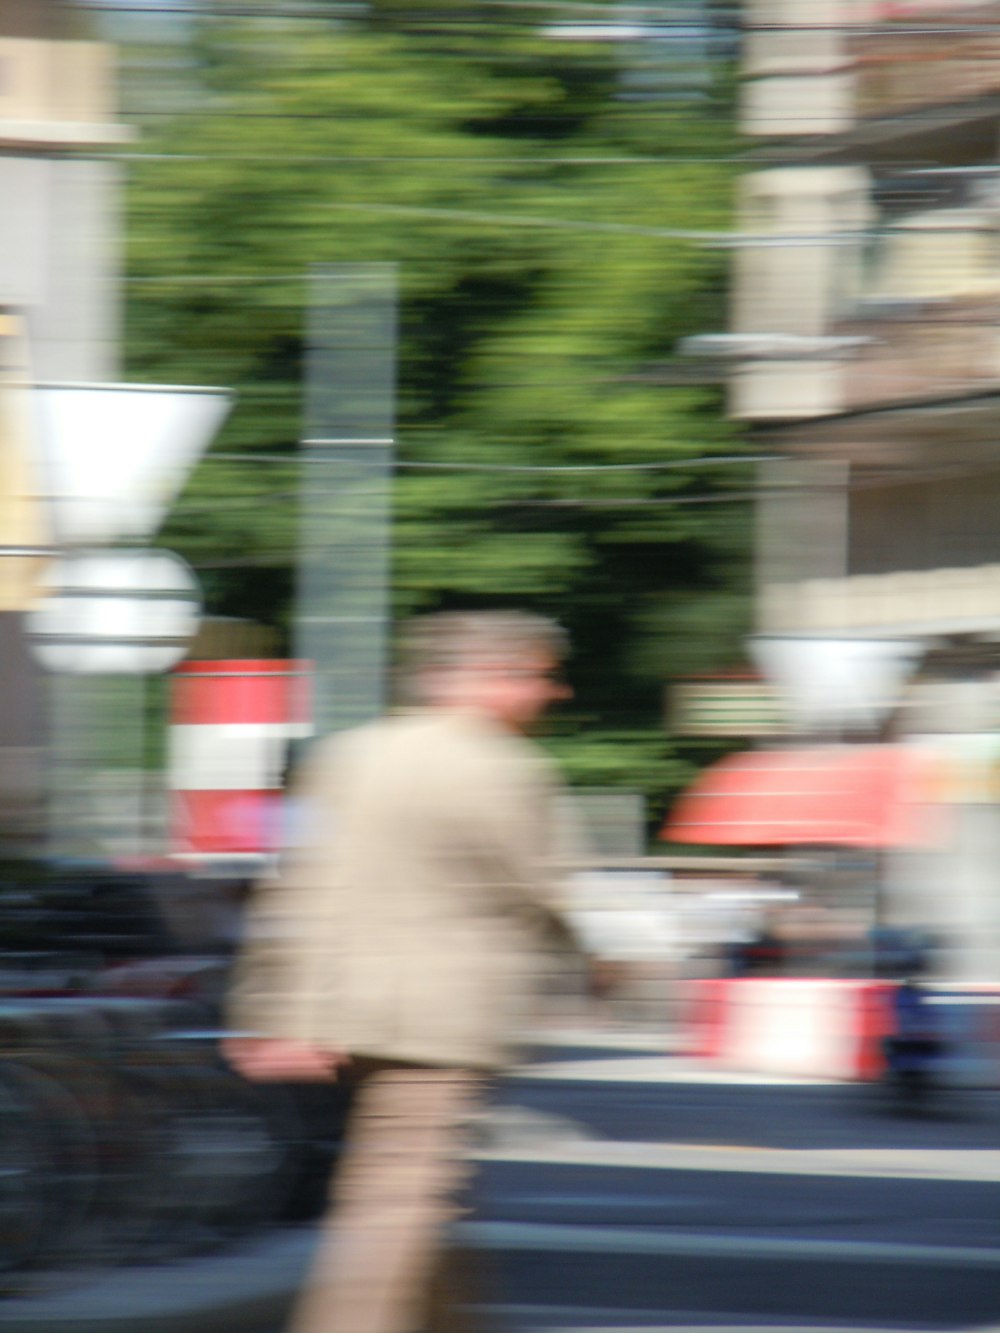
224, 611, 580, 1332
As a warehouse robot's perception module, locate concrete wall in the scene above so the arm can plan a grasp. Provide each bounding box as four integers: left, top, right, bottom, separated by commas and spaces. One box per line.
29, 159, 120, 381
0, 0, 74, 41
0, 2, 123, 846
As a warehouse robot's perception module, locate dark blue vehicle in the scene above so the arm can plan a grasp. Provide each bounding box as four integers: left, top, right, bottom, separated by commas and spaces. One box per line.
873, 927, 947, 1108
0, 858, 346, 1281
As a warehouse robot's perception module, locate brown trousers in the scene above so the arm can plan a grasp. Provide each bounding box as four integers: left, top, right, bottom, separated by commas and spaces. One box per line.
288, 1058, 488, 1333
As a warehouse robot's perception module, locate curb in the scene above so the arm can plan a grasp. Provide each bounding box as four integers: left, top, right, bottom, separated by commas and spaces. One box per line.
0, 1230, 314, 1333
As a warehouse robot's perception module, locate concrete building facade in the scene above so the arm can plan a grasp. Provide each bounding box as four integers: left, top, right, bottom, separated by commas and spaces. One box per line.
0, 0, 128, 380
0, 1, 129, 845
727, 0, 1000, 979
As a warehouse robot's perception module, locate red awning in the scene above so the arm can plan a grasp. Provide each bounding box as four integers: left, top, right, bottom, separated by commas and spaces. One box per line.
662, 744, 938, 849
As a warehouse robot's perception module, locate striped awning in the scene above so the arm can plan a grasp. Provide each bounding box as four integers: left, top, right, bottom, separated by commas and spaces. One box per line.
662, 744, 938, 849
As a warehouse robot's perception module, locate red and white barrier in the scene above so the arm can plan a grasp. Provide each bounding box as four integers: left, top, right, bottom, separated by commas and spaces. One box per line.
684, 978, 1000, 1083
683, 977, 893, 1080
169, 659, 311, 858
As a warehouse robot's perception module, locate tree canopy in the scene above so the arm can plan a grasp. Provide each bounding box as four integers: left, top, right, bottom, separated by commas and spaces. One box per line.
123, 7, 750, 830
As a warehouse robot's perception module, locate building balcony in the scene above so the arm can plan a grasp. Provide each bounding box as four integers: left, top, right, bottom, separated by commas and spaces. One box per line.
0, 39, 130, 149
851, 2, 1000, 122
726, 293, 1000, 420
836, 294, 1000, 409
744, 0, 1000, 153
760, 564, 1000, 635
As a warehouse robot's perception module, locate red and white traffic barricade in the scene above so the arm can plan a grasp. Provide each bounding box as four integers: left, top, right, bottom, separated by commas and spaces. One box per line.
168, 659, 312, 859
682, 977, 893, 1081
682, 978, 1000, 1085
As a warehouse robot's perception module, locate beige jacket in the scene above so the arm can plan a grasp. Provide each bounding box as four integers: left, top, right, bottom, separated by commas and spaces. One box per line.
226, 708, 577, 1069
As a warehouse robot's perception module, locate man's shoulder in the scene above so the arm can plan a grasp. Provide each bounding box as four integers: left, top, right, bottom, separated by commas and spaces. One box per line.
309, 711, 456, 764
311, 710, 554, 777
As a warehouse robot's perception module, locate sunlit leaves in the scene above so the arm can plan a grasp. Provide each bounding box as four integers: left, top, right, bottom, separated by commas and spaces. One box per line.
124, 12, 747, 822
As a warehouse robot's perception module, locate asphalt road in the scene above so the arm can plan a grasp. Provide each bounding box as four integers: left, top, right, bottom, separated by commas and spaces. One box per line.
506, 1051, 1000, 1150
4, 1044, 1000, 1333
467, 1053, 1000, 1330
468, 1153, 1000, 1328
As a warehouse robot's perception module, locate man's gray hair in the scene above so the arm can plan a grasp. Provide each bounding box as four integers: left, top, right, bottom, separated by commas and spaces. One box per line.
398, 610, 568, 682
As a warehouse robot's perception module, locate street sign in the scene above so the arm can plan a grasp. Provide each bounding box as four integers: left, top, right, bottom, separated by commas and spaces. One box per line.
32, 382, 231, 546
27, 548, 200, 674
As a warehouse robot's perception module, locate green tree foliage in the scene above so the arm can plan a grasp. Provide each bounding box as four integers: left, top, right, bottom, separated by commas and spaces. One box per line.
123, 8, 751, 825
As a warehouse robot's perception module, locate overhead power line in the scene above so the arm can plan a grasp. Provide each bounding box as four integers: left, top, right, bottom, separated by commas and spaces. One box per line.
205, 453, 771, 472
78, 1, 632, 9
120, 139, 737, 164
118, 193, 732, 241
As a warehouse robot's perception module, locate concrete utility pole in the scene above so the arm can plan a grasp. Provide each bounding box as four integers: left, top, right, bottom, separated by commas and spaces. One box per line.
297, 264, 397, 738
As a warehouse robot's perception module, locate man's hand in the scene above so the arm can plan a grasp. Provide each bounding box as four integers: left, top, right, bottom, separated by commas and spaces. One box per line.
586, 956, 626, 1001
223, 1037, 344, 1082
